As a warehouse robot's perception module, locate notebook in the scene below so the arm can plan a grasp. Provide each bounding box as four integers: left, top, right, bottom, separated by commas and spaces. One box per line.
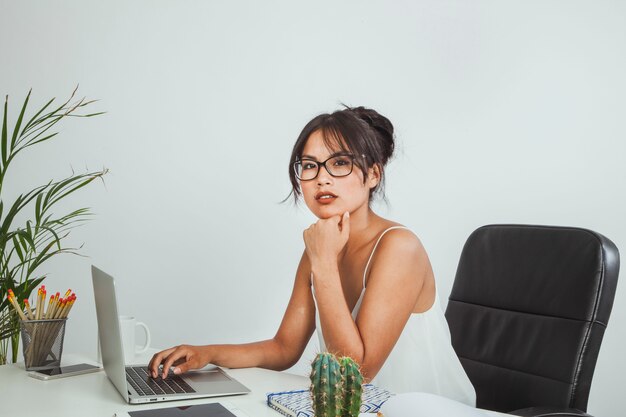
92, 265, 251, 404
266, 384, 393, 417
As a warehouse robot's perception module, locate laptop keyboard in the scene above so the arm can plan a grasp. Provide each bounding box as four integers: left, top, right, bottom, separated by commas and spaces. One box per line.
126, 366, 196, 396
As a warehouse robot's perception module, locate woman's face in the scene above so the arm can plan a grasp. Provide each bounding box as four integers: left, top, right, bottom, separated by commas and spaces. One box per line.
299, 130, 379, 219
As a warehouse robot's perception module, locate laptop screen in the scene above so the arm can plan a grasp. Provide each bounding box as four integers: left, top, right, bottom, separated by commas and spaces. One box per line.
92, 265, 130, 402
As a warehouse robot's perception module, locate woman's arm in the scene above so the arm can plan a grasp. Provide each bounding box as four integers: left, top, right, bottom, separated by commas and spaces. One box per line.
149, 251, 317, 378
314, 228, 428, 381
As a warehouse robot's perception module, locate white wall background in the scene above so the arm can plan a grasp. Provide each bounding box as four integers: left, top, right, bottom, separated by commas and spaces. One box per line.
1, 1, 625, 415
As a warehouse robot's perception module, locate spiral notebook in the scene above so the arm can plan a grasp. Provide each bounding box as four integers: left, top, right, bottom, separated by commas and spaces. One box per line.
266, 384, 393, 417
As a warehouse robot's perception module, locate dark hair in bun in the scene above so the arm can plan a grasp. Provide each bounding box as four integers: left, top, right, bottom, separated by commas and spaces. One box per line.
287, 105, 395, 203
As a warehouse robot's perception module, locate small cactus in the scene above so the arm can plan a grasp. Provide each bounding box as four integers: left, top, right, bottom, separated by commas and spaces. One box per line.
310, 352, 363, 417
311, 352, 344, 417
340, 356, 363, 417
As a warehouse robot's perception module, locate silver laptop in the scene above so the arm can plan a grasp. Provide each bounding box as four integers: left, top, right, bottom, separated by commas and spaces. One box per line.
91, 265, 250, 404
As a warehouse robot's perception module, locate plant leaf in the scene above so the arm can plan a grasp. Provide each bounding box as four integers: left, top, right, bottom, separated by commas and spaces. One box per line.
13, 276, 46, 303
16, 228, 36, 252
36, 225, 62, 250
11, 89, 30, 150
1, 95, 8, 169
69, 111, 106, 118
0, 194, 24, 237
50, 176, 98, 206
21, 132, 59, 150
46, 170, 106, 209
17, 115, 63, 150
1, 182, 50, 236
25, 239, 57, 276
0, 182, 52, 252
20, 97, 54, 136
20, 92, 71, 137
12, 235, 25, 263
35, 193, 43, 224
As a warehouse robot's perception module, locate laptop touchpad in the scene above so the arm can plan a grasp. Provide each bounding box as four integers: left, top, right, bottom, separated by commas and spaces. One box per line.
186, 370, 231, 383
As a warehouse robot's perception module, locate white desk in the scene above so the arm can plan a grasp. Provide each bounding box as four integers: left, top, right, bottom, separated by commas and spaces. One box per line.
0, 356, 305, 417
0, 355, 509, 417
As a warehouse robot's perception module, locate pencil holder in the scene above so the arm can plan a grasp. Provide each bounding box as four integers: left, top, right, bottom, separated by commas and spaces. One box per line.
20, 318, 67, 371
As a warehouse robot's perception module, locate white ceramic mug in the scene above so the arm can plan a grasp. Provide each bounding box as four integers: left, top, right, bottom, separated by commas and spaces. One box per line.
119, 315, 151, 363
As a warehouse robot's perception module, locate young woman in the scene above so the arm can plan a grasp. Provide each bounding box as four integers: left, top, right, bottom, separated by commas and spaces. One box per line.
149, 106, 476, 405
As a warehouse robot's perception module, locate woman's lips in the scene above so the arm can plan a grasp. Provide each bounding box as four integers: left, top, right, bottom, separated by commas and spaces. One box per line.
315, 192, 337, 204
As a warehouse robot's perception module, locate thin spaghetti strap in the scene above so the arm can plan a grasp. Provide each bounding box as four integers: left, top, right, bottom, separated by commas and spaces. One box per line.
362, 226, 410, 288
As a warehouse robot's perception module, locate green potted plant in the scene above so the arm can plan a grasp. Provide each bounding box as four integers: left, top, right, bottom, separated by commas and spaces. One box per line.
0, 87, 107, 364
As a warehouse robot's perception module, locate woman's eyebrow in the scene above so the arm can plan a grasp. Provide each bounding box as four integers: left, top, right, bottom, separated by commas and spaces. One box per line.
300, 151, 352, 160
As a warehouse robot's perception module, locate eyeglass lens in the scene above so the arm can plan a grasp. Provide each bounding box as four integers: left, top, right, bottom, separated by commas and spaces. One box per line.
295, 155, 354, 180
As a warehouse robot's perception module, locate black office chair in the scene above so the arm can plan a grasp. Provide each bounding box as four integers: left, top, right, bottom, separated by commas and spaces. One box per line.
445, 224, 620, 417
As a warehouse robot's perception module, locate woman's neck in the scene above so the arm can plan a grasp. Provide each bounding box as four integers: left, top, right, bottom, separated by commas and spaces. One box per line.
344, 205, 382, 251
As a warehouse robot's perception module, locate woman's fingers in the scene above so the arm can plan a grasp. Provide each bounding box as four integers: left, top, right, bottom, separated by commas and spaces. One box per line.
149, 347, 177, 377
340, 211, 350, 238
148, 345, 209, 379
303, 214, 351, 264
172, 359, 194, 375
161, 346, 191, 378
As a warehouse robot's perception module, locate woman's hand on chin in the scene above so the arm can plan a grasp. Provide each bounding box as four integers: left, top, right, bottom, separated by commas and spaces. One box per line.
303, 211, 350, 269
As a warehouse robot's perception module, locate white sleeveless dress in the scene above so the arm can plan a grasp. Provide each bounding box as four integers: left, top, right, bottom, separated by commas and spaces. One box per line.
312, 226, 476, 406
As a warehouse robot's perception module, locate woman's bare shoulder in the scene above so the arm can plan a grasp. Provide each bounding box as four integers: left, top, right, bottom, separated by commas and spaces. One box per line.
374, 221, 424, 253
364, 222, 430, 285
378, 227, 425, 259
363, 223, 430, 301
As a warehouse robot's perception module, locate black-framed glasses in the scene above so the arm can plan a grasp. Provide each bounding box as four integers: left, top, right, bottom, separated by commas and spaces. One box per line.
293, 154, 356, 181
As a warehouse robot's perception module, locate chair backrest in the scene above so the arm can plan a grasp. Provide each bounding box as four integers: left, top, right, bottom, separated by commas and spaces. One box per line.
445, 224, 620, 413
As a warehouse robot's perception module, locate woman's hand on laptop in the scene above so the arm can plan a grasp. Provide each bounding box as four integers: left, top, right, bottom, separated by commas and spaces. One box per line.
149, 345, 210, 379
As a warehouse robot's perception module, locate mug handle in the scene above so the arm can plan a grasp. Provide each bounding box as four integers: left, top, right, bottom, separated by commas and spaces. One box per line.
135, 321, 151, 354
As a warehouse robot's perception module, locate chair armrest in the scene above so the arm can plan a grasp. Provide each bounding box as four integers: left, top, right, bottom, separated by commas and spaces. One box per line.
510, 407, 593, 417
